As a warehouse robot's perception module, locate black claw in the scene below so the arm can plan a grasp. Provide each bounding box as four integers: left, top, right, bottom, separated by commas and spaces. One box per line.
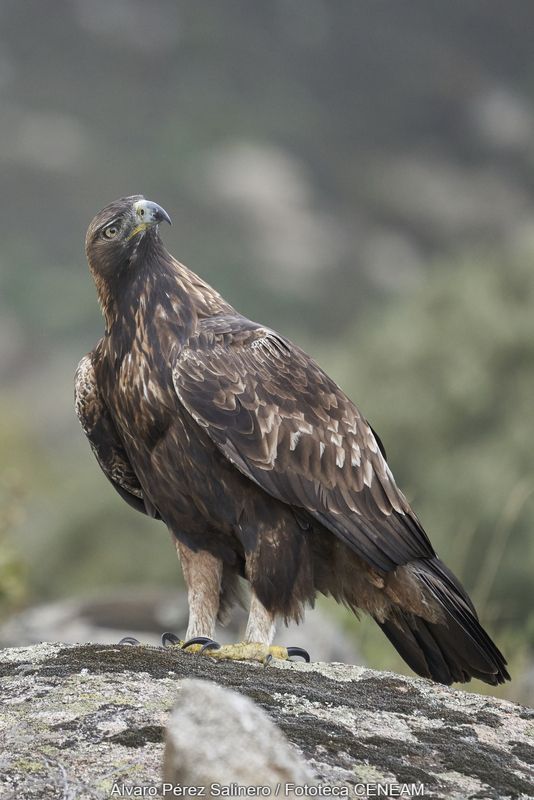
286, 646, 310, 662
161, 632, 181, 647
181, 636, 220, 653
264, 654, 273, 668
199, 640, 221, 655
118, 636, 141, 645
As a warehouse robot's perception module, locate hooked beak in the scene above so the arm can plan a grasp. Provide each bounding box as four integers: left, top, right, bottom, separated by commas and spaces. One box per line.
127, 199, 172, 240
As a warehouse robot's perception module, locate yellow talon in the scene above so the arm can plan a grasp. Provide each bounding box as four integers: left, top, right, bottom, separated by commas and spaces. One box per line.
180, 640, 289, 664
168, 635, 308, 663
208, 642, 284, 663
267, 645, 290, 661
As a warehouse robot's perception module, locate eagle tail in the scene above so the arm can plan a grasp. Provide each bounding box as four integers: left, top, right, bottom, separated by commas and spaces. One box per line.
376, 558, 510, 686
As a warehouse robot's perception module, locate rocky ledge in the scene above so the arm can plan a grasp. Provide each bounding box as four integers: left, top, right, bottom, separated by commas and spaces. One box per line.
0, 643, 533, 799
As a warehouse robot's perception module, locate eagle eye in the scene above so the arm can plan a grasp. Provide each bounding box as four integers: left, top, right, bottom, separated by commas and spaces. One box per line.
103, 224, 120, 239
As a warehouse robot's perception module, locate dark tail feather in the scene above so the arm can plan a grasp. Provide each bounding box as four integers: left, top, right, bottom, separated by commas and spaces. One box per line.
377, 616, 463, 684
377, 614, 509, 685
377, 558, 510, 686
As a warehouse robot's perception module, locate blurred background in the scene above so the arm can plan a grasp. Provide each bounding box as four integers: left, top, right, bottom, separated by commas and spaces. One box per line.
0, 0, 533, 704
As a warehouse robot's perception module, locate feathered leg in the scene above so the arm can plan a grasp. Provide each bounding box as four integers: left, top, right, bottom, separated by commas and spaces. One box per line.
174, 539, 222, 640
172, 539, 308, 663
244, 590, 276, 644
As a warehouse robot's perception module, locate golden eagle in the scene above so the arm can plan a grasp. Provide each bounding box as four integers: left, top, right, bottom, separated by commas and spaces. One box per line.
75, 195, 509, 685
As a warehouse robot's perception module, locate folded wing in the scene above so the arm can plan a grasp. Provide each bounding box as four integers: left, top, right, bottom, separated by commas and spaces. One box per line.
75, 350, 161, 519
172, 316, 435, 573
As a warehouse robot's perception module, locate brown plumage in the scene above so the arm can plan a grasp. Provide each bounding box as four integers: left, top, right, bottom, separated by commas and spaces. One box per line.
75, 195, 510, 685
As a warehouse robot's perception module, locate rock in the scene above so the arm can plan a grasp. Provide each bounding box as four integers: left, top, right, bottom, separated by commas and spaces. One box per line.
0, 642, 533, 799
163, 679, 314, 792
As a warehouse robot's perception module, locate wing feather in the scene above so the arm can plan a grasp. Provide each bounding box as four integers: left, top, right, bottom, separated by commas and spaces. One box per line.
75, 351, 161, 519
172, 316, 435, 572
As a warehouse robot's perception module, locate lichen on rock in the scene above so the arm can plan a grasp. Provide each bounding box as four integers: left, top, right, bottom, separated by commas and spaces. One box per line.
0, 643, 533, 799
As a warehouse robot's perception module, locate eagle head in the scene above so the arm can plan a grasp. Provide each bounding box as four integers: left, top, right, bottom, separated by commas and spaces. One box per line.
85, 195, 172, 322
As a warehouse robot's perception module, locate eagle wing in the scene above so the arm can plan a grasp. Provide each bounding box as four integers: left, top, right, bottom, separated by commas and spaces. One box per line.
172, 316, 435, 572
75, 350, 161, 519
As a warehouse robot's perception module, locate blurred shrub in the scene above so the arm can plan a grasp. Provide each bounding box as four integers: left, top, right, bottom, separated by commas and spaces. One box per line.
0, 472, 28, 617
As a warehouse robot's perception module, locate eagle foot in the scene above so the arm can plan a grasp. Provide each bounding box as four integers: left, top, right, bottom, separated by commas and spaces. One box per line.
188, 640, 310, 664
209, 642, 310, 664
182, 636, 221, 655
161, 633, 310, 664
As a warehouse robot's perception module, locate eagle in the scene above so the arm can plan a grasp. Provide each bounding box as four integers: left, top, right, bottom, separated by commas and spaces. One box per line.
75, 195, 509, 686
